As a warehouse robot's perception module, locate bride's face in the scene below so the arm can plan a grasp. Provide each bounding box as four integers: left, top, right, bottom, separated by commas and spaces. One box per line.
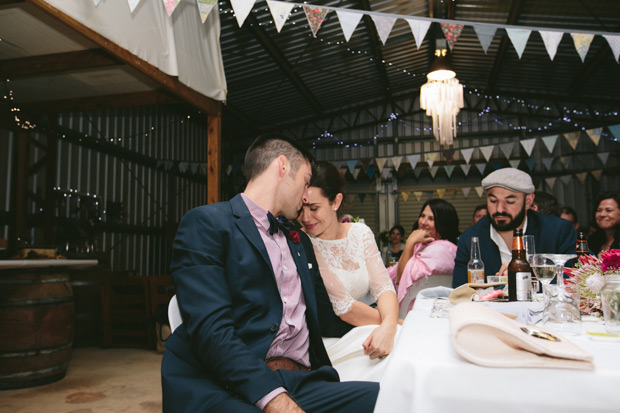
298, 186, 339, 238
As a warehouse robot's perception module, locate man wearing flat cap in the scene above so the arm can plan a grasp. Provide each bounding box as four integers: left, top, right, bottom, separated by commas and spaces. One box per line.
453, 168, 577, 287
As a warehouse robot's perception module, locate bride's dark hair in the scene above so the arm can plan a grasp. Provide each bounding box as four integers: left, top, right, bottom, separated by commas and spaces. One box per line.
309, 161, 346, 206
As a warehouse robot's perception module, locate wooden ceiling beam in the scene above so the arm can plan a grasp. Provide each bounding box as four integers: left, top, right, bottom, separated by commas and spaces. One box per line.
0, 49, 122, 78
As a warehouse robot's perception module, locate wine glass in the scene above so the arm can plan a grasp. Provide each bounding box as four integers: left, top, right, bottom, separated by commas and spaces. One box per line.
529, 254, 557, 295
540, 254, 577, 289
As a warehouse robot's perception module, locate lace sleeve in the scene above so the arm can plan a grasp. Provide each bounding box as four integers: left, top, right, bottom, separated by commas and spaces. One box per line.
360, 224, 396, 301
312, 242, 356, 316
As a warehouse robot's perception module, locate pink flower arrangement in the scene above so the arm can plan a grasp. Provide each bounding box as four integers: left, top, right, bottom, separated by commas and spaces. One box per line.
566, 249, 620, 314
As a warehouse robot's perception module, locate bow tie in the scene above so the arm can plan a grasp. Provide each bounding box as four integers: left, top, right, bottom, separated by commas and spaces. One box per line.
267, 212, 293, 236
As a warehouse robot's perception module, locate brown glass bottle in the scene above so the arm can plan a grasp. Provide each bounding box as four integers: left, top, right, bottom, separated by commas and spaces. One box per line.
576, 232, 590, 257
507, 229, 532, 301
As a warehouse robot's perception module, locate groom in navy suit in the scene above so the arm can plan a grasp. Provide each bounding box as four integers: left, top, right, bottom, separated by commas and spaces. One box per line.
162, 135, 379, 412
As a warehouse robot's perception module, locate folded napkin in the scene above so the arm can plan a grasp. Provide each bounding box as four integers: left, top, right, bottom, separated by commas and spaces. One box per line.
449, 302, 594, 370
419, 286, 453, 299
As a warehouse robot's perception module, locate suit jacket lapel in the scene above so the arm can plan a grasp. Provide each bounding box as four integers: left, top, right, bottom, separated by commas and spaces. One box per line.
288, 238, 319, 324
230, 195, 274, 275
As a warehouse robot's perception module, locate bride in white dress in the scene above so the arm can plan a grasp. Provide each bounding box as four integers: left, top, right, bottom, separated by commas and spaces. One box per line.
298, 161, 401, 382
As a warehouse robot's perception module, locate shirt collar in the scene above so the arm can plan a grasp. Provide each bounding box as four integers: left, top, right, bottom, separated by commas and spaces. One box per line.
489, 215, 528, 263
241, 193, 271, 234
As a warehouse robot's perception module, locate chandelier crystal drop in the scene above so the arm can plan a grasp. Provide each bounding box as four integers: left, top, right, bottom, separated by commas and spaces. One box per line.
420, 77, 464, 146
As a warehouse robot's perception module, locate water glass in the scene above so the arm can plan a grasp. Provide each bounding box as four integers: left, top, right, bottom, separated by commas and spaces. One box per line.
542, 284, 581, 335
601, 275, 620, 333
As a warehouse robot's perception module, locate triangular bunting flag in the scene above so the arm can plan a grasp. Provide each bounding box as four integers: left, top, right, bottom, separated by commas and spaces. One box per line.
542, 158, 554, 170
413, 166, 423, 179
598, 152, 610, 165
480, 145, 494, 162
401, 191, 410, 203
591, 170, 603, 181
492, 161, 503, 170
336, 10, 363, 42
539, 31, 563, 61
358, 193, 366, 203
375, 157, 388, 171
191, 163, 200, 174
405, 18, 431, 50
604, 35, 620, 62
407, 154, 420, 169
499, 142, 515, 159
475, 163, 486, 175
609, 124, 620, 140
391, 156, 403, 171
461, 147, 474, 164
462, 187, 471, 198
473, 25, 497, 53
440, 23, 464, 51
585, 127, 603, 146
436, 188, 446, 199
347, 160, 357, 174
414, 191, 423, 202
520, 138, 537, 156
226, 164, 233, 175
444, 164, 455, 178
525, 159, 536, 171
541, 135, 558, 153
367, 166, 376, 180
426, 191, 435, 199
361, 159, 371, 172
563, 132, 580, 150
304, 6, 329, 37
339, 168, 348, 178
94, 0, 101, 5
443, 151, 455, 164
559, 156, 571, 168
352, 168, 360, 180
460, 164, 471, 175
544, 177, 556, 189
163, 0, 181, 16
267, 0, 295, 32
571, 33, 594, 62
576, 172, 588, 184
381, 168, 391, 179
128, 0, 141, 12
197, 0, 217, 23
230, 0, 256, 27
506, 28, 531, 59
509, 159, 520, 168
178, 161, 189, 173
429, 165, 439, 178
371, 15, 396, 45
425, 152, 439, 168
474, 186, 484, 198
560, 175, 572, 186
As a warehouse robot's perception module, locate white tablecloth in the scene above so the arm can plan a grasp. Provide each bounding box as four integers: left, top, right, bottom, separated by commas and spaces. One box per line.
0, 259, 98, 270
375, 293, 620, 412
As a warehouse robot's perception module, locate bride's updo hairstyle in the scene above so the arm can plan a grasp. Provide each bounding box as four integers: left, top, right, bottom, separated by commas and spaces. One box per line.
309, 161, 346, 207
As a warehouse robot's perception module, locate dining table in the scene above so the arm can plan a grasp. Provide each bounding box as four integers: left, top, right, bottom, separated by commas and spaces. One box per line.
374, 289, 620, 412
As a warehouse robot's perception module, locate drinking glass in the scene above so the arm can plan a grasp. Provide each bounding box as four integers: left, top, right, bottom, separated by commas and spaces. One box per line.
523, 236, 537, 298
542, 283, 581, 335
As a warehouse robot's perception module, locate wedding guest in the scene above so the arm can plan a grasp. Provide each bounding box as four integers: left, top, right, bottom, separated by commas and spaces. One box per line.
383, 224, 405, 265
589, 191, 620, 257
532, 191, 560, 216
298, 161, 399, 382
471, 204, 488, 226
560, 206, 580, 231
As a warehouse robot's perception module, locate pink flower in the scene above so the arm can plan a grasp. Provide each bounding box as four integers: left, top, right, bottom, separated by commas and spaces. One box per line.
601, 249, 620, 273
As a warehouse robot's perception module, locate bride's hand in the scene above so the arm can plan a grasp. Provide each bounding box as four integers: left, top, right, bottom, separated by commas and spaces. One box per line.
362, 323, 396, 360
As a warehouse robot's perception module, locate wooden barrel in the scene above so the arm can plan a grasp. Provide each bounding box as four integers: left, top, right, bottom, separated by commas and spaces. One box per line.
0, 270, 75, 389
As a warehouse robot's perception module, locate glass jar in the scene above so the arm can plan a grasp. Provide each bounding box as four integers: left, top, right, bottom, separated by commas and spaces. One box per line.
600, 274, 620, 333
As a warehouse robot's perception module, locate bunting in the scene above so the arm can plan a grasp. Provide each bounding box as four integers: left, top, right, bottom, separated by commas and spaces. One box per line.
197, 0, 218, 23
347, 160, 357, 174
440, 23, 464, 51
367, 166, 376, 180
413, 166, 423, 179
128, 0, 141, 12
443, 151, 455, 164
509, 159, 520, 169
563, 132, 580, 150
576, 172, 588, 184
425, 152, 439, 168
585, 127, 602, 146
381, 168, 392, 179
444, 164, 455, 178
401, 191, 410, 203
475, 163, 486, 175
461, 187, 471, 198
268, 0, 295, 32
460, 164, 471, 176
429, 165, 439, 178
474, 186, 484, 198
598, 152, 609, 165
436, 188, 446, 199
560, 175, 572, 186
541, 135, 558, 153
591, 170, 603, 181
375, 157, 388, 171
230, 0, 255, 26
609, 124, 620, 140
460, 147, 474, 164
480, 145, 494, 162
371, 15, 397, 45
525, 159, 536, 171
544, 177, 556, 189
94, 0, 101, 5
359, 193, 367, 203
413, 191, 423, 202
542, 158, 554, 171
491, 161, 503, 170
163, 0, 181, 16
473, 25, 496, 54
506, 28, 531, 59
361, 159, 371, 172
304, 6, 329, 37
407, 154, 420, 170
520, 138, 536, 156
499, 142, 515, 159
335, 10, 363, 41
391, 156, 403, 171
352, 168, 360, 180
604, 35, 620, 62
559, 156, 571, 168
571, 33, 594, 62
539, 31, 563, 61
406, 18, 431, 50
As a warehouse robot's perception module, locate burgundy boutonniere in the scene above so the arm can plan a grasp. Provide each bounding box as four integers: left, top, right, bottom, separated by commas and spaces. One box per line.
288, 230, 300, 243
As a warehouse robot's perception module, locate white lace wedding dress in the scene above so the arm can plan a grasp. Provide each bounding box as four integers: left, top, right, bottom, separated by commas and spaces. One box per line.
310, 223, 399, 382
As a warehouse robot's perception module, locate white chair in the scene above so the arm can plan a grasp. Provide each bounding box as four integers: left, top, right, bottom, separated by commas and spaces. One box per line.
399, 274, 453, 318
168, 294, 183, 333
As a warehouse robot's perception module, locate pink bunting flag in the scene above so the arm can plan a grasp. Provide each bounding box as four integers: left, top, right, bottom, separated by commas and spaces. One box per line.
440, 23, 464, 51
304, 6, 329, 37
163, 0, 180, 16
571, 33, 594, 62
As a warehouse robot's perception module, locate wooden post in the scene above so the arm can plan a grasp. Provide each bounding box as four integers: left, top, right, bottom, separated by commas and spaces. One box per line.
207, 115, 221, 204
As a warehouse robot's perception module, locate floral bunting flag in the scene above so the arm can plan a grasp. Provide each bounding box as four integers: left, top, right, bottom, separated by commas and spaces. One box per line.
571, 33, 594, 62
563, 131, 580, 150
425, 152, 439, 168
525, 159, 536, 171
560, 156, 571, 168
603, 35, 620, 62
375, 157, 388, 171
460, 147, 474, 164
591, 169, 603, 181
304, 6, 329, 37
440, 23, 464, 51
347, 160, 357, 174
542, 157, 554, 170
128, 0, 141, 12
460, 164, 471, 176
473, 25, 496, 54
367, 166, 376, 180
336, 10, 363, 42
443, 151, 455, 164
576, 172, 588, 184
475, 163, 486, 175
541, 134, 558, 153
520, 138, 536, 156
462, 187, 471, 198
509, 159, 520, 169
163, 0, 180, 16
506, 28, 531, 59
352, 168, 360, 179
545, 177, 556, 189
429, 165, 439, 178
405, 18, 431, 50
609, 124, 620, 140
371, 15, 397, 45
444, 164, 455, 178
539, 31, 564, 61
391, 156, 403, 171
267, 0, 295, 32
597, 152, 609, 165
480, 145, 494, 162
474, 186, 484, 198
231, 0, 256, 27
413, 191, 423, 202
499, 142, 515, 159
560, 175, 572, 186
401, 191, 410, 203
436, 188, 446, 199
197, 0, 218, 23
407, 154, 420, 170
585, 127, 602, 146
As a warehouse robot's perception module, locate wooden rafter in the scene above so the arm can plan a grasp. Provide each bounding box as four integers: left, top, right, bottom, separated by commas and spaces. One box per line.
0, 49, 121, 78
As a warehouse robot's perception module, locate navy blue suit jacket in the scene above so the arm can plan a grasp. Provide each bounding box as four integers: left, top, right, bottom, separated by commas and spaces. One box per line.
162, 194, 337, 411
453, 210, 577, 287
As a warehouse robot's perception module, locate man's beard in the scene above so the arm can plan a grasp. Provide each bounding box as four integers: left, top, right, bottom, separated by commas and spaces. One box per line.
491, 202, 527, 232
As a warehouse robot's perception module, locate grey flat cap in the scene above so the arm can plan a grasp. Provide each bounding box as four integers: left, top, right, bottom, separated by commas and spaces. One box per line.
481, 168, 535, 194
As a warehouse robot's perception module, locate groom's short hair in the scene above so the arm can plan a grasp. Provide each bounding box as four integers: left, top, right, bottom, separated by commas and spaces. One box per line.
243, 135, 314, 181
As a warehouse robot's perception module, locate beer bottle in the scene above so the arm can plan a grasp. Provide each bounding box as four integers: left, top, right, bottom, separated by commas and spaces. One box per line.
467, 237, 485, 283
576, 232, 590, 257
507, 229, 532, 302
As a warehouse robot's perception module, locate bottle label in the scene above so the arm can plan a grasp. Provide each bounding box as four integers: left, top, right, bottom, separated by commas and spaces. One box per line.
516, 272, 532, 301
468, 269, 485, 284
